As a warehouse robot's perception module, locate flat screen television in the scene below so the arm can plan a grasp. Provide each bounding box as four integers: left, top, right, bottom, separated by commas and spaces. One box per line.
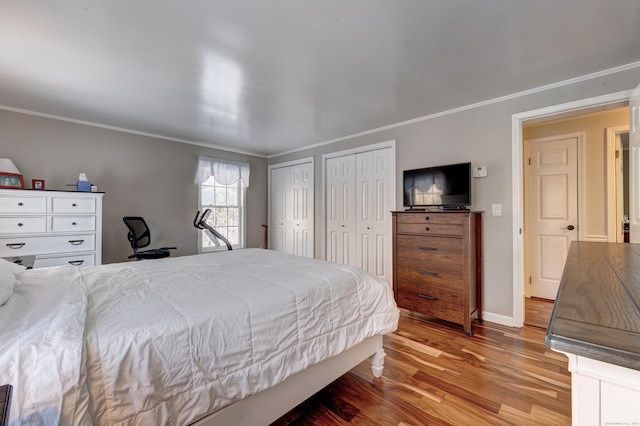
403, 162, 471, 209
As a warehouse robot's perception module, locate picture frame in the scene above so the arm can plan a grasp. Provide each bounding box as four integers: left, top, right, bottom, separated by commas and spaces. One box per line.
0, 172, 24, 189
32, 179, 45, 190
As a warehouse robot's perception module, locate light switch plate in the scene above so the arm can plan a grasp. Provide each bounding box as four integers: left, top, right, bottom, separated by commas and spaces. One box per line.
492, 204, 502, 216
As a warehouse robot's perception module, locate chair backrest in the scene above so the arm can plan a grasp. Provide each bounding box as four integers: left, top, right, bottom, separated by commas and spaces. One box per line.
123, 217, 151, 252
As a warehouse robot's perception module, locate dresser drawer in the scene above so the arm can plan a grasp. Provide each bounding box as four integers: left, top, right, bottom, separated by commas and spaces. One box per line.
0, 196, 47, 213
50, 197, 96, 214
0, 234, 95, 257
396, 284, 464, 324
396, 235, 463, 263
396, 222, 463, 236
396, 257, 463, 289
396, 213, 466, 225
0, 216, 47, 234
50, 216, 96, 232
33, 253, 95, 268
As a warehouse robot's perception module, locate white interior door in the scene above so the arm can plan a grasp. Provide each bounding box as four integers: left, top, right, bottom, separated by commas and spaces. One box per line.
527, 136, 578, 300
290, 163, 313, 257
269, 159, 314, 257
269, 166, 289, 253
355, 148, 393, 284
629, 83, 640, 243
325, 155, 356, 265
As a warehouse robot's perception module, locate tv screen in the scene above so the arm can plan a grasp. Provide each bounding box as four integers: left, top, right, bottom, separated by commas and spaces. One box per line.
403, 162, 471, 208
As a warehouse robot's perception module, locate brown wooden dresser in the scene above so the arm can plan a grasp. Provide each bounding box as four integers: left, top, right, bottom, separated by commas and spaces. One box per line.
0, 384, 11, 426
392, 210, 482, 336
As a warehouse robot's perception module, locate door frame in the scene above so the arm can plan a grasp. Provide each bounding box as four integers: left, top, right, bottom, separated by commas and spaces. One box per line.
523, 132, 584, 298
511, 90, 633, 327
606, 125, 631, 242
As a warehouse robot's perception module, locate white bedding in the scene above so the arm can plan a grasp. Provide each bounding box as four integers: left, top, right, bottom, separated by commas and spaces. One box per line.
0, 249, 399, 425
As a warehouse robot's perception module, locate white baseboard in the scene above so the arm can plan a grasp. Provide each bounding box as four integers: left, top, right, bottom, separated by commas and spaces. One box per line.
481, 311, 516, 328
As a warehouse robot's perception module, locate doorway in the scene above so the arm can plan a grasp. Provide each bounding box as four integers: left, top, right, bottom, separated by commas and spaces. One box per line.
511, 90, 633, 328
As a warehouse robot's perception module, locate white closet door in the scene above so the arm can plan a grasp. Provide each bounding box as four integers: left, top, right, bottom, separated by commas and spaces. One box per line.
355, 148, 393, 284
326, 145, 394, 284
290, 163, 313, 257
269, 160, 314, 258
269, 166, 290, 253
326, 155, 356, 265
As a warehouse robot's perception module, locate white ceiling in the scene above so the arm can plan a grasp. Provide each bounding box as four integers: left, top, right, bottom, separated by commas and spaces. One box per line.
2, 1, 640, 157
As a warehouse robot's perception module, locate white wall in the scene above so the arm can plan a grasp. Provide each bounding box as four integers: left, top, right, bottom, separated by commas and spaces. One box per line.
268, 65, 640, 324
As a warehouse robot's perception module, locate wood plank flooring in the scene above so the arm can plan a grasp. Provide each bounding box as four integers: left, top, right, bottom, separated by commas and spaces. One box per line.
272, 298, 569, 425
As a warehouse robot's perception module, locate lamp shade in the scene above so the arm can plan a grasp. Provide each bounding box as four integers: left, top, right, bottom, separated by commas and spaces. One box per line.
0, 159, 20, 175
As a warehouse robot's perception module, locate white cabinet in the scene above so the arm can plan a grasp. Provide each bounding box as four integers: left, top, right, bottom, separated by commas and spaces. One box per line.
325, 145, 394, 284
0, 189, 103, 268
560, 352, 640, 426
269, 159, 314, 258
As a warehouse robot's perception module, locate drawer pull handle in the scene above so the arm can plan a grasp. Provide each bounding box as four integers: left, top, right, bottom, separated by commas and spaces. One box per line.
68, 260, 84, 266
418, 293, 439, 301
6, 243, 26, 249
72, 222, 77, 226
68, 239, 85, 245
417, 269, 438, 277
72, 203, 77, 207
425, 216, 430, 221
425, 226, 430, 231
17, 202, 23, 206
417, 246, 438, 251
17, 223, 23, 227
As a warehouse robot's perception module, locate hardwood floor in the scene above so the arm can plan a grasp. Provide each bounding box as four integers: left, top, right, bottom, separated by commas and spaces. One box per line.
272, 298, 569, 425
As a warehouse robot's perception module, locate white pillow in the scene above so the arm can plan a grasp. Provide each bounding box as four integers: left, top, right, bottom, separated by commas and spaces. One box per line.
0, 258, 27, 306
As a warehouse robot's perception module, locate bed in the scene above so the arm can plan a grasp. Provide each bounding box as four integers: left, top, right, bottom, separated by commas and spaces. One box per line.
0, 248, 399, 425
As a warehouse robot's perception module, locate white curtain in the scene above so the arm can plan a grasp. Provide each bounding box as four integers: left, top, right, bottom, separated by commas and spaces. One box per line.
194, 156, 250, 188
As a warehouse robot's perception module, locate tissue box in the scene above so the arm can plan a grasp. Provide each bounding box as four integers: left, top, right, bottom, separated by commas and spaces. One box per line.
77, 181, 92, 192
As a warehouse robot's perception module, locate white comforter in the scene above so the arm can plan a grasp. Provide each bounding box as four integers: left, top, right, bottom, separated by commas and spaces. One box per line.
0, 249, 399, 425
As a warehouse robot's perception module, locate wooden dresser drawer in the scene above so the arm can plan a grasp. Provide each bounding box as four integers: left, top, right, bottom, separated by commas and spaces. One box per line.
396, 235, 463, 263
50, 216, 96, 232
51, 197, 96, 214
396, 285, 464, 324
396, 212, 466, 225
396, 222, 463, 236
0, 234, 95, 257
0, 216, 47, 234
396, 257, 463, 289
0, 196, 47, 214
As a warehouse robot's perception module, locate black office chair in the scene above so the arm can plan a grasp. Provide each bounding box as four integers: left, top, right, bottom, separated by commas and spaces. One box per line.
123, 216, 176, 260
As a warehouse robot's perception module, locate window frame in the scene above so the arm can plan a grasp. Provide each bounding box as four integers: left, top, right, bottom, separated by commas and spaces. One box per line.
197, 176, 247, 252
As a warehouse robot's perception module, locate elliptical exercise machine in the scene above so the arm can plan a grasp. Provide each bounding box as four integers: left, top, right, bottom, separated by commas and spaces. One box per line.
193, 209, 233, 251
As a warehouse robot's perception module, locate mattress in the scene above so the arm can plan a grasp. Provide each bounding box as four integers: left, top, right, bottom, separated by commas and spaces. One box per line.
0, 249, 399, 425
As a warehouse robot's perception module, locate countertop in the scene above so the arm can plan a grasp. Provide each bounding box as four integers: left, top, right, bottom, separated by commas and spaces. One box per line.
545, 241, 640, 371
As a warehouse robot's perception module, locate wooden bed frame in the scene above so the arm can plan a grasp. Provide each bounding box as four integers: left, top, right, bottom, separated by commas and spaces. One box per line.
190, 335, 386, 426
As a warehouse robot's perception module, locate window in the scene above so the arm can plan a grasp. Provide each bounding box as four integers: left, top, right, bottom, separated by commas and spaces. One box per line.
195, 157, 250, 251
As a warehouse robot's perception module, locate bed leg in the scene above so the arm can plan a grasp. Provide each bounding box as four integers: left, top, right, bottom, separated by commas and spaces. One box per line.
370, 338, 386, 378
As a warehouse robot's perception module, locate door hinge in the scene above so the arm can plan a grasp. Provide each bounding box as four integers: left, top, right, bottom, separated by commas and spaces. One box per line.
528, 157, 531, 166
529, 276, 532, 284
616, 150, 620, 159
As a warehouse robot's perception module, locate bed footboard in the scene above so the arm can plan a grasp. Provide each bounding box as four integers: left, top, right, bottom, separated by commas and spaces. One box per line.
191, 335, 385, 426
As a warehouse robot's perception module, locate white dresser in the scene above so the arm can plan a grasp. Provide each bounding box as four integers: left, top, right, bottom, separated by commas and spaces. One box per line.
0, 189, 103, 268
